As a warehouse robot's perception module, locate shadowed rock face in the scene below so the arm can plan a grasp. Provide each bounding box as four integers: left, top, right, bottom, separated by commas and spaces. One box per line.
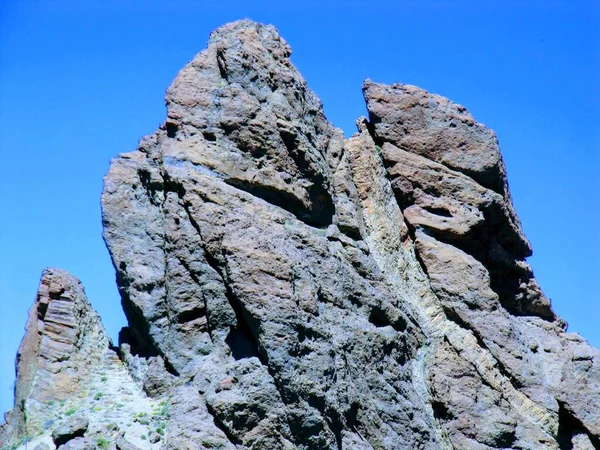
2, 19, 599, 450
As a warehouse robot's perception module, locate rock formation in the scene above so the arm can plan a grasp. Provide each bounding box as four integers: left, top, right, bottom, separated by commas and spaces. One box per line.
1, 270, 165, 449
2, 19, 598, 450
1, 269, 109, 445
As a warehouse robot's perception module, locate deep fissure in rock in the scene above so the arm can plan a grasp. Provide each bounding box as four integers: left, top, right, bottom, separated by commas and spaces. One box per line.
224, 177, 331, 228
181, 200, 267, 365
556, 401, 600, 450
278, 127, 335, 227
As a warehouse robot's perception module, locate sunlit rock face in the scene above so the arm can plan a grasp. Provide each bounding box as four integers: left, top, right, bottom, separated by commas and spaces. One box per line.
8, 270, 109, 430
2, 19, 599, 450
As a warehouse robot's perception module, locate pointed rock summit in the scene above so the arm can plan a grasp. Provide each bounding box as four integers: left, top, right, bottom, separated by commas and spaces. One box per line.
1, 269, 109, 445
2, 20, 599, 450
1, 270, 166, 449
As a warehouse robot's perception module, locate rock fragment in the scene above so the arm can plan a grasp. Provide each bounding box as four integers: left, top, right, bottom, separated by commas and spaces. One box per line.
115, 436, 143, 450
52, 417, 89, 447
33, 444, 51, 450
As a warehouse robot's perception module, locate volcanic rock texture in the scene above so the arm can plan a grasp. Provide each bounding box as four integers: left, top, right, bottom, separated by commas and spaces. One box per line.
2, 20, 599, 450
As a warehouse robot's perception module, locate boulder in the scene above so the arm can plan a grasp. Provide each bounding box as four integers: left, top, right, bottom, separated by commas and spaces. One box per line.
52, 417, 89, 447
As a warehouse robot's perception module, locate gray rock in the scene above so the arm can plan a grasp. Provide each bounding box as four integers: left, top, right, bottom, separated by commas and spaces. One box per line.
572, 432, 595, 450
363, 75, 600, 448
0, 269, 110, 447
115, 436, 142, 450
33, 443, 51, 450
367, 91, 554, 321
103, 19, 437, 450
57, 437, 96, 450
148, 431, 160, 444
363, 80, 508, 195
99, 18, 600, 450
52, 417, 89, 447
2, 18, 599, 450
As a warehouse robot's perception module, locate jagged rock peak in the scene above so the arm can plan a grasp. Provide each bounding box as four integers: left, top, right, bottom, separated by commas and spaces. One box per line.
161, 19, 342, 228
99, 19, 600, 449
362, 79, 556, 320
3, 19, 599, 450
15, 268, 109, 401
1, 269, 170, 449
363, 80, 510, 194
1, 268, 109, 447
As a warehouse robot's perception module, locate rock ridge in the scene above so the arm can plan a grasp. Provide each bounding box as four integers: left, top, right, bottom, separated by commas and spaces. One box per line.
2, 19, 598, 450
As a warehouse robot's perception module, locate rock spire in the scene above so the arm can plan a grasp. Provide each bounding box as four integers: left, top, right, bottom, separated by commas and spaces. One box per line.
2, 20, 598, 450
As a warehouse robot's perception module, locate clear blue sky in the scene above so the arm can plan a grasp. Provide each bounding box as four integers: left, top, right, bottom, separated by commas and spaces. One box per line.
1, 0, 598, 415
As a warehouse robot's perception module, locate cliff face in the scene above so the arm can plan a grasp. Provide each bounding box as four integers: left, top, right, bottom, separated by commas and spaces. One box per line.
2, 20, 598, 450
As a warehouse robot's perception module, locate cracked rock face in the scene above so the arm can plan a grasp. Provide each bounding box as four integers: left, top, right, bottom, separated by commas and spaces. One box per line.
0, 269, 109, 446
3, 19, 599, 450
1, 270, 167, 450
102, 20, 435, 450
100, 20, 600, 449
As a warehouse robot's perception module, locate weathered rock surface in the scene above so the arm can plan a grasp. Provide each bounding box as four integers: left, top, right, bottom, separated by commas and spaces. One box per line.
363, 81, 600, 449
2, 19, 599, 450
99, 19, 600, 449
102, 20, 435, 449
0, 270, 166, 450
52, 417, 89, 447
0, 268, 109, 446
116, 436, 143, 450
56, 436, 95, 450
33, 443, 51, 450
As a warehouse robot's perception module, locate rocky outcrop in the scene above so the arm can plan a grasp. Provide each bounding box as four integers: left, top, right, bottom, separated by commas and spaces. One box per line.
363, 81, 554, 321
102, 20, 436, 449
0, 268, 109, 446
99, 19, 600, 449
2, 19, 599, 450
1, 270, 167, 450
361, 82, 600, 449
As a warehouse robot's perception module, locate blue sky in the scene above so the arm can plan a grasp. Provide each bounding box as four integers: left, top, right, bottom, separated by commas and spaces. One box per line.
0, 0, 598, 414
